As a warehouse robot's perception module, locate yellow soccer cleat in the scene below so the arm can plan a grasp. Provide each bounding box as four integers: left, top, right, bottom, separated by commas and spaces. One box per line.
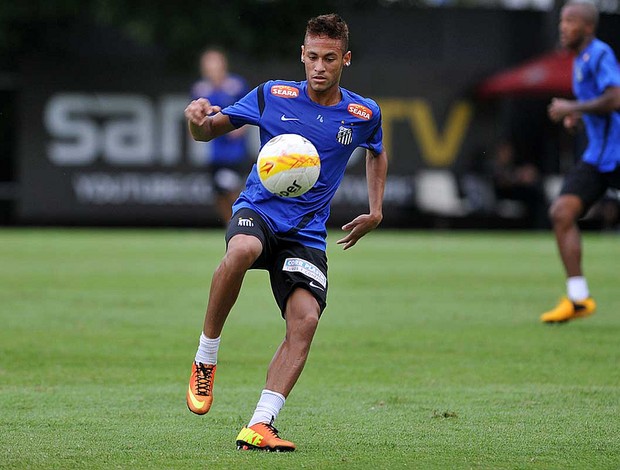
186, 362, 216, 415
236, 422, 296, 452
540, 296, 596, 323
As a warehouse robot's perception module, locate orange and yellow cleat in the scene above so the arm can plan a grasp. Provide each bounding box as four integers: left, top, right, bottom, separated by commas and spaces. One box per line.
540, 296, 596, 323
236, 422, 296, 452
186, 362, 216, 415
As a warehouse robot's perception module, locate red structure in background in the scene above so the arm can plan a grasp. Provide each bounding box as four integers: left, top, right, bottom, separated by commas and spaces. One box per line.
478, 50, 575, 98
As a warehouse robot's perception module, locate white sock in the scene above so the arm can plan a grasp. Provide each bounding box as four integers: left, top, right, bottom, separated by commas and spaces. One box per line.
247, 390, 285, 427
194, 333, 220, 364
567, 276, 589, 302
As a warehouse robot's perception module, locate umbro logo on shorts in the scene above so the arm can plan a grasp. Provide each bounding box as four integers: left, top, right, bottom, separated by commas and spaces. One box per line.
237, 217, 254, 227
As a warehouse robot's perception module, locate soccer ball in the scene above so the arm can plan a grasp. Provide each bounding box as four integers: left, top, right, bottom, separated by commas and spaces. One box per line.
257, 134, 321, 197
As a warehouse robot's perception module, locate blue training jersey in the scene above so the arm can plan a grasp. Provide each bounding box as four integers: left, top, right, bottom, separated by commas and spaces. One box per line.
191, 73, 249, 165
573, 38, 620, 172
221, 80, 384, 251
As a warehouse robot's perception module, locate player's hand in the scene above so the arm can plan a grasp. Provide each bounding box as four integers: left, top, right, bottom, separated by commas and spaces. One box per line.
563, 112, 582, 132
336, 213, 382, 250
184, 98, 222, 126
548, 98, 575, 122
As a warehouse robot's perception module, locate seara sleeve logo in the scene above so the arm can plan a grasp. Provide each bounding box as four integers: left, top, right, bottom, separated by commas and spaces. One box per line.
271, 85, 300, 98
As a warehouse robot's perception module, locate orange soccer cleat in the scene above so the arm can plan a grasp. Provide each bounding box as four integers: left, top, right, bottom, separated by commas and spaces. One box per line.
540, 296, 596, 323
186, 362, 216, 415
236, 422, 296, 452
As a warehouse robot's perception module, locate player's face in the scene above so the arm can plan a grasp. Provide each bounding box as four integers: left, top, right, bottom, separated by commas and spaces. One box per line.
559, 5, 591, 51
201, 51, 227, 85
301, 35, 351, 95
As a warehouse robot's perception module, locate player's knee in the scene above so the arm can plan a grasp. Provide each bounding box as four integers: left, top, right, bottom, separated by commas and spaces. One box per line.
224, 239, 261, 269
549, 199, 578, 227
286, 291, 320, 333
297, 309, 320, 333
290, 314, 319, 349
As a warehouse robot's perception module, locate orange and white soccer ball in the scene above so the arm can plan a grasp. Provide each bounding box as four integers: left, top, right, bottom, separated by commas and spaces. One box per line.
257, 134, 321, 197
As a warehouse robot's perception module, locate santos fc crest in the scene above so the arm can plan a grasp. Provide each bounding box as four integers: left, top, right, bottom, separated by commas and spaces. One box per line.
336, 126, 353, 146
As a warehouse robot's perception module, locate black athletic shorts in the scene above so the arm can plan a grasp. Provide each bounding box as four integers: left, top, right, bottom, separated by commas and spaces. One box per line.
560, 161, 620, 214
225, 208, 328, 317
208, 162, 247, 195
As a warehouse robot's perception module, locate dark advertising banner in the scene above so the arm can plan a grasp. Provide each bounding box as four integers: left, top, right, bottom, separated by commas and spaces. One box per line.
19, 61, 222, 225
17, 7, 574, 227
18, 56, 484, 226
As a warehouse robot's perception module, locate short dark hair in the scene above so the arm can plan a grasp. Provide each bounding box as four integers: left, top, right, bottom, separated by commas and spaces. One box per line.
305, 14, 349, 52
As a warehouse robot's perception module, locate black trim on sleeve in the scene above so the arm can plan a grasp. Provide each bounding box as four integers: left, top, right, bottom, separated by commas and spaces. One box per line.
257, 82, 266, 116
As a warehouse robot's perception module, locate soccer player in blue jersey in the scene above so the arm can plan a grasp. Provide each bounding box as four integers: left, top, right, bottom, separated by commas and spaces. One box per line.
543, 0, 620, 323
184, 14, 387, 450
191, 48, 250, 224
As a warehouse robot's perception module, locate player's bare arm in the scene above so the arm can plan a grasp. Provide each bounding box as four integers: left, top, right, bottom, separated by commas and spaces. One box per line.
548, 86, 620, 122
337, 148, 388, 250
185, 97, 237, 142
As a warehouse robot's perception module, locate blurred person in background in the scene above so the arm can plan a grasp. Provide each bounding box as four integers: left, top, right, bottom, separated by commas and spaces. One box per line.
191, 47, 250, 224
588, 190, 620, 230
184, 14, 387, 451
543, 0, 620, 323
458, 142, 548, 227
491, 140, 548, 229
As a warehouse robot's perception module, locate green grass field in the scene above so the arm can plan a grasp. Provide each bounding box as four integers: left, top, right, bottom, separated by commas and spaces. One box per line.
1, 228, 619, 469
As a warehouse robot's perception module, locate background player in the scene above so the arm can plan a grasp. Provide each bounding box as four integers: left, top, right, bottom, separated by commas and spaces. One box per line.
191, 47, 250, 224
184, 14, 388, 451
543, 0, 620, 323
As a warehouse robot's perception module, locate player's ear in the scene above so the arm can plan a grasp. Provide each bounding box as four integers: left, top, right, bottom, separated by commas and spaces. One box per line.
344, 51, 352, 67
300, 45, 305, 63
